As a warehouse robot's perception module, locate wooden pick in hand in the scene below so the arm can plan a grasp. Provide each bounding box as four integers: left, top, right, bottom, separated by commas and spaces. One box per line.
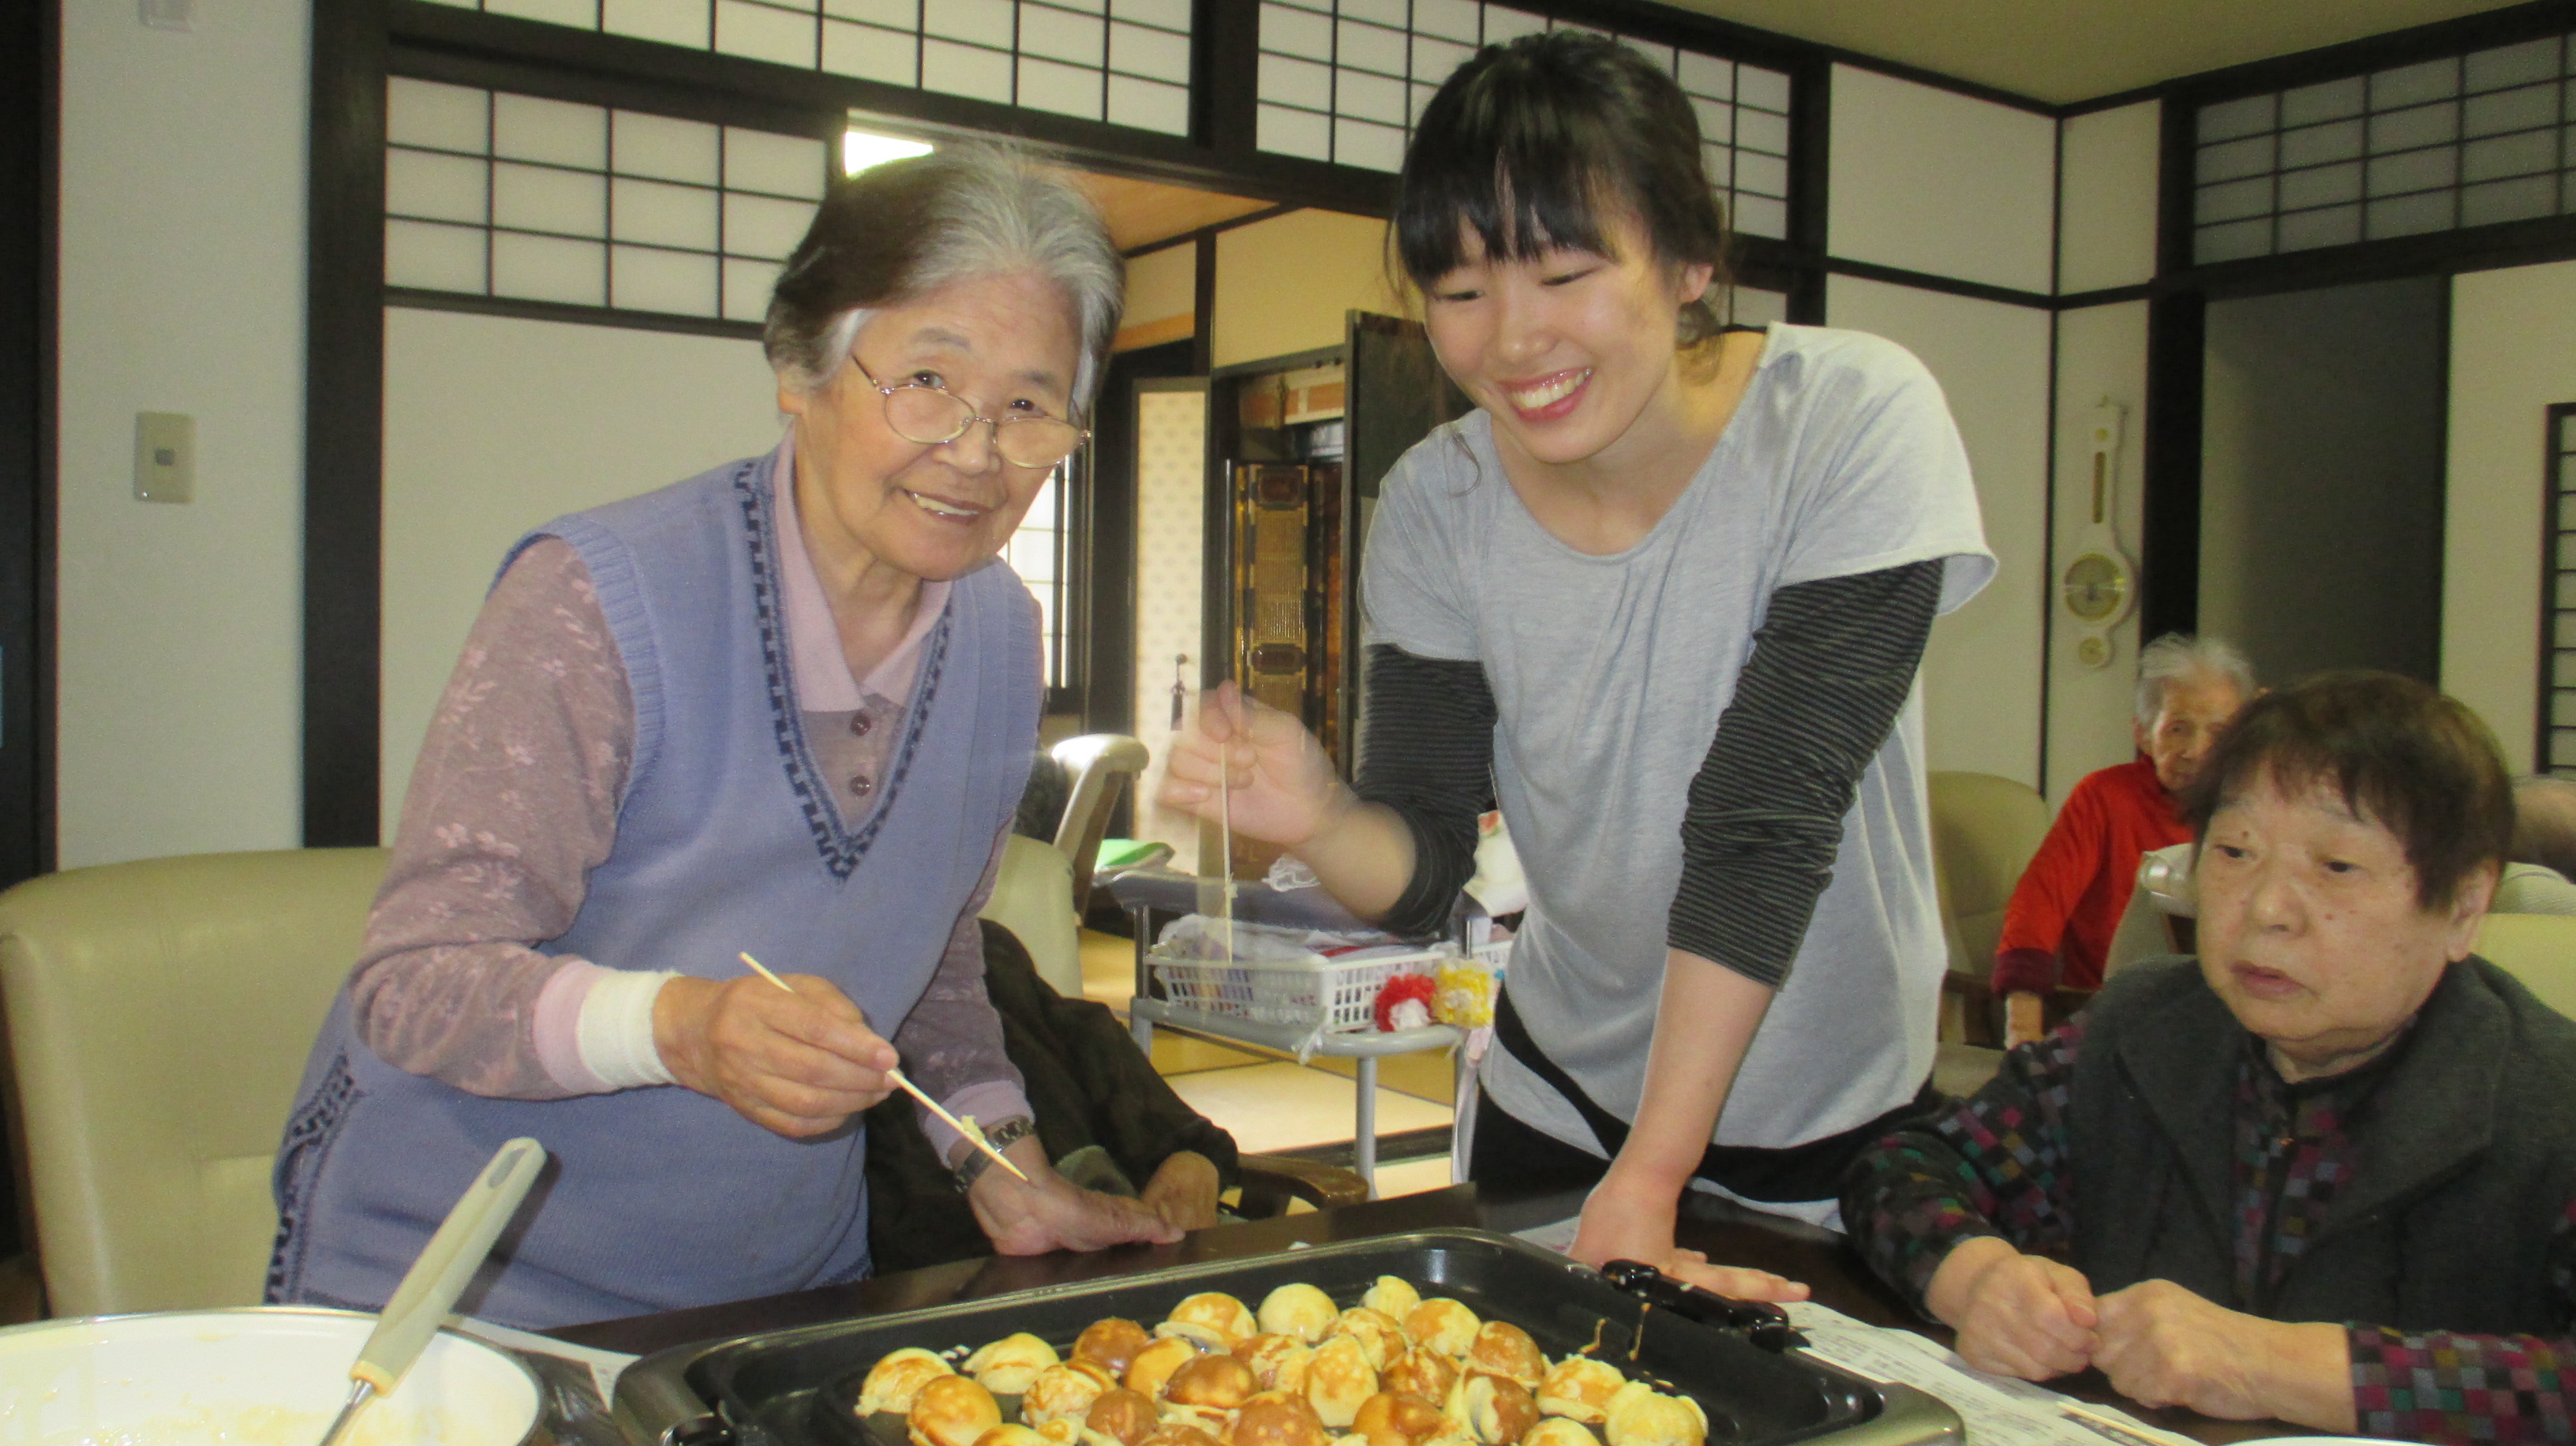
734, 953, 1031, 1183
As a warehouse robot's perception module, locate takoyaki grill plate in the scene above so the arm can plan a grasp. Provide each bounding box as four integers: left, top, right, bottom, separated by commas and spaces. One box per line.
612, 1231, 1960, 1446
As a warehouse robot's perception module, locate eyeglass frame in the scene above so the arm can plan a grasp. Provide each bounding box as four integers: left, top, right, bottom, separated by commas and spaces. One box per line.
846, 356, 1090, 469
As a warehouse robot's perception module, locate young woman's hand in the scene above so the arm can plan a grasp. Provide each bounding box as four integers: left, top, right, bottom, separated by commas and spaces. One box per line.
1571, 1166, 1810, 1303
653, 973, 899, 1137
1156, 681, 1351, 849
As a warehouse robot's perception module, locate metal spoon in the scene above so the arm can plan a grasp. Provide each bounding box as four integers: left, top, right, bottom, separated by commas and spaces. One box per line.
316, 1137, 548, 1446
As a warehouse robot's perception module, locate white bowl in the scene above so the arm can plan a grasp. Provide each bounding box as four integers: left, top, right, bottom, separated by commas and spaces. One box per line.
0, 1306, 541, 1445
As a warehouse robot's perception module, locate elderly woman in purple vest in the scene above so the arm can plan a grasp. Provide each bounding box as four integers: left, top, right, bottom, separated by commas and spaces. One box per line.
266, 145, 1187, 1328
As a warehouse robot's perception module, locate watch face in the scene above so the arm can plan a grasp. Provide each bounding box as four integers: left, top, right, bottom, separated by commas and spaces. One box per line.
2061, 552, 2131, 623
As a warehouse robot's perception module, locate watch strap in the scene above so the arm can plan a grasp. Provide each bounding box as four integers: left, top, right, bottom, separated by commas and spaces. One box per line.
951, 1115, 1037, 1192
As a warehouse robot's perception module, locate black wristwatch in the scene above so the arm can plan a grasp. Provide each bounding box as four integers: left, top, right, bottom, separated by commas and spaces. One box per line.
951, 1116, 1037, 1193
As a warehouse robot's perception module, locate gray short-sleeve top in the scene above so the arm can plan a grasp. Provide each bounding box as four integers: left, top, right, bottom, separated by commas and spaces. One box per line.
1361, 324, 1997, 1184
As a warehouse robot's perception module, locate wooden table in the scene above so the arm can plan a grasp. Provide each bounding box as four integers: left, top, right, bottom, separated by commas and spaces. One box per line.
554, 1183, 2291, 1444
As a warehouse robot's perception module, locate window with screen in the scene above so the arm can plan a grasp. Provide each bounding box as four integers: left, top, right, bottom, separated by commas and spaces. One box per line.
2543, 405, 2576, 774
2193, 32, 2574, 266
414, 0, 1193, 137
384, 77, 831, 320
1252, 0, 1791, 238
1009, 465, 1069, 691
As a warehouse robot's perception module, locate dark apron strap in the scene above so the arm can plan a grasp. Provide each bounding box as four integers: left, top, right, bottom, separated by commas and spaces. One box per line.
1490, 984, 1941, 1205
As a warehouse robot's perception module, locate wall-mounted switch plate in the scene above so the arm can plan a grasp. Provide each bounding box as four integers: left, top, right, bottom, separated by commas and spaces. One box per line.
140, 0, 193, 31
134, 412, 195, 502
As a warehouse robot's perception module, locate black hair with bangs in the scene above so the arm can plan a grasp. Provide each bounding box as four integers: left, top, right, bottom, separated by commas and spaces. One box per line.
1394, 30, 1732, 343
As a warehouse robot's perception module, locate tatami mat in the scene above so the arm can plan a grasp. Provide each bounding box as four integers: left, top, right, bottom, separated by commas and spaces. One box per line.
1168, 1062, 1453, 1155
1368, 1156, 1457, 1200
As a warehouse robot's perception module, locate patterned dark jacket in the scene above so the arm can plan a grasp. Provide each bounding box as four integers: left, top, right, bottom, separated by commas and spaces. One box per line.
1845, 955, 2576, 1444
2070, 955, 2576, 1329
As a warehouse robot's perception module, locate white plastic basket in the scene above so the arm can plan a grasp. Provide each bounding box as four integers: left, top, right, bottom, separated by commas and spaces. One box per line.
1148, 946, 1448, 1032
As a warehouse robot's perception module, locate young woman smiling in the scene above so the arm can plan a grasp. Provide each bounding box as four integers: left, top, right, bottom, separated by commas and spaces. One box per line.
1163, 32, 1994, 1295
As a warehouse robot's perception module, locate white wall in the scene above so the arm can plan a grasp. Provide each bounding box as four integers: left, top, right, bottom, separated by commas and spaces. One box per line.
2045, 301, 2150, 803
2448, 260, 2576, 772
1827, 65, 2057, 294
1129, 386, 1210, 867
380, 309, 781, 830
1826, 276, 2052, 789
55, 0, 310, 868
2042, 101, 2159, 803
2056, 103, 2160, 296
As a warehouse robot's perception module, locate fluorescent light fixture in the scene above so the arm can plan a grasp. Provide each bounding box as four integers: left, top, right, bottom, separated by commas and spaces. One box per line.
844, 129, 935, 174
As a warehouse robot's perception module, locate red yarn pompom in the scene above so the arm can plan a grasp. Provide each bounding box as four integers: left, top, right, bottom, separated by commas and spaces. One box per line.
1372, 972, 1438, 1032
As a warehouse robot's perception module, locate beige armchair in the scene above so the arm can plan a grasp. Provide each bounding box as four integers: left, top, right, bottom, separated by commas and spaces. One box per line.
0, 845, 1359, 1321
1048, 733, 1150, 913
1926, 770, 2051, 1047
0, 847, 390, 1317
2473, 913, 2576, 1019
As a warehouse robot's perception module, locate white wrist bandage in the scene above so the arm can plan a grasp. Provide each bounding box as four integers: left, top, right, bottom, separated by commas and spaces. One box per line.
575, 968, 683, 1089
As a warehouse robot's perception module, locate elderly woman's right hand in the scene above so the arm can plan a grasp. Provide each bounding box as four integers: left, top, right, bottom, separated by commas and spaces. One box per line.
653, 974, 900, 1137
1156, 681, 1349, 848
1925, 1235, 2101, 1380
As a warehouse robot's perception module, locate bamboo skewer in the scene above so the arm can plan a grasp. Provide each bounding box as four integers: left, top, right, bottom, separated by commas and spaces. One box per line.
2057, 1400, 2177, 1446
735, 952, 1031, 1183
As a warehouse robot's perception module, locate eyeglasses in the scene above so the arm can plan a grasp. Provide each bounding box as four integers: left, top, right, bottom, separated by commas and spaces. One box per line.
849, 358, 1088, 470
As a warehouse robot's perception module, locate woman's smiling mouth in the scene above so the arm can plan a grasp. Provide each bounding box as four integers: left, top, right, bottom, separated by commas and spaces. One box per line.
1503, 368, 1592, 420
904, 489, 987, 521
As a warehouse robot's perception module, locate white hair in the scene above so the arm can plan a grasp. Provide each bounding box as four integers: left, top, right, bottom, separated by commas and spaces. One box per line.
2135, 633, 2255, 727
765, 142, 1122, 415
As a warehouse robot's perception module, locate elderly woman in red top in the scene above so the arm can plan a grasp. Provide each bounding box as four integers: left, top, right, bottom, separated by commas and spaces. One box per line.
1994, 634, 2252, 1045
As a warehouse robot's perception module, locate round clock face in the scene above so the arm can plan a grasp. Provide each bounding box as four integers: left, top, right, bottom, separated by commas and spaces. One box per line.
2061, 552, 2132, 624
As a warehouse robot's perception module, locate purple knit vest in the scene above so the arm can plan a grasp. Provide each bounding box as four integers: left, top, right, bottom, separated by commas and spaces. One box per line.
268, 451, 1039, 1327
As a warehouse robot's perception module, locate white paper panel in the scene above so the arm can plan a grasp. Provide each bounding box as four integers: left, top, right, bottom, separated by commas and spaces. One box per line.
1106, 74, 1187, 133
822, 20, 919, 82
717, 0, 819, 65
722, 191, 817, 260
388, 77, 489, 152
613, 111, 721, 185
2446, 259, 2576, 772
492, 93, 607, 169
2058, 102, 2161, 295
1019, 56, 1105, 118
612, 176, 720, 250
612, 244, 721, 315
492, 163, 605, 237
1827, 274, 2051, 787
2043, 301, 2149, 803
380, 309, 781, 832
387, 149, 489, 224
1829, 65, 2054, 295
603, 0, 712, 43
387, 219, 489, 294
724, 128, 828, 197
492, 231, 606, 305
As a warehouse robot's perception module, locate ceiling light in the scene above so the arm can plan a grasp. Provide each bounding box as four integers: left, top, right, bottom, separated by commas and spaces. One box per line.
844, 129, 934, 174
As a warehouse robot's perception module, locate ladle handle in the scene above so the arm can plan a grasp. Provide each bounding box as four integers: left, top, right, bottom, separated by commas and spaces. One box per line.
350, 1137, 548, 1395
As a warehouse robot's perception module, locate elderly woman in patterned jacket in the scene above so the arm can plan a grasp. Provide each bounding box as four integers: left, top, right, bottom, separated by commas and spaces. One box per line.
1843, 671, 2576, 1444
267, 146, 1187, 1329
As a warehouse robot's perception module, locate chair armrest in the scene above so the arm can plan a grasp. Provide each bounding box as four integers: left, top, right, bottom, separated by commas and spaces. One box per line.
1939, 972, 2001, 1048
1940, 973, 2092, 1051
1234, 1152, 1371, 1216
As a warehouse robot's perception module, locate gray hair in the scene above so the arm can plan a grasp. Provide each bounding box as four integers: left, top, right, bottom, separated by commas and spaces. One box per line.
763, 142, 1123, 415
2134, 632, 2255, 727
